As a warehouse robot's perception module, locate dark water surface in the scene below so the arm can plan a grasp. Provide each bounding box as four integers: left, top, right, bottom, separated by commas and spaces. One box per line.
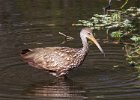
0, 0, 140, 100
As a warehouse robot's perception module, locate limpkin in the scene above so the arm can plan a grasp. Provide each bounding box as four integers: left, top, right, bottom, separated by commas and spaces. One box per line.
21, 28, 104, 77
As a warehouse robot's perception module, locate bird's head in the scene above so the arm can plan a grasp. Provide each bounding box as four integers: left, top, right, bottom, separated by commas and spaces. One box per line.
80, 28, 105, 55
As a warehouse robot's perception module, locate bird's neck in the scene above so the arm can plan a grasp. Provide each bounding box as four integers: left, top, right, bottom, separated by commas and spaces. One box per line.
81, 36, 89, 53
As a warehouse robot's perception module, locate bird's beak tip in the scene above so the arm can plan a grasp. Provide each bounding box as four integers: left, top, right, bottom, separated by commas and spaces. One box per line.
103, 52, 106, 57
88, 36, 105, 57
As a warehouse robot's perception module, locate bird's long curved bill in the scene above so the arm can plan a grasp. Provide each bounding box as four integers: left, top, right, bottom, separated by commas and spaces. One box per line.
89, 36, 105, 55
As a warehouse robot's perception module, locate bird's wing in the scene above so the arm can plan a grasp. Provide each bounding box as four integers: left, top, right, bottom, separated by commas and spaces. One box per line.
21, 48, 47, 69
43, 47, 80, 71
21, 47, 80, 71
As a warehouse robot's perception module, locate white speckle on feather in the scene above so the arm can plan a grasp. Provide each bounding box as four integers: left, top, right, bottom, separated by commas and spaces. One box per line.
73, 55, 77, 58
53, 62, 58, 66
54, 51, 58, 54
51, 58, 55, 62
66, 57, 70, 61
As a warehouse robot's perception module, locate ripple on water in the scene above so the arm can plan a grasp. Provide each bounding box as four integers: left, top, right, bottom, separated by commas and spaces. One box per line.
0, 41, 140, 100
70, 68, 140, 100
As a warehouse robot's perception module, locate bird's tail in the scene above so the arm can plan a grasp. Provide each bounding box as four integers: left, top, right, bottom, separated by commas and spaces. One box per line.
21, 49, 31, 54
20, 49, 33, 60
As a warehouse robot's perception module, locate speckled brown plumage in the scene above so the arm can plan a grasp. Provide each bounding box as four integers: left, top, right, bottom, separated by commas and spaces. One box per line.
21, 28, 104, 77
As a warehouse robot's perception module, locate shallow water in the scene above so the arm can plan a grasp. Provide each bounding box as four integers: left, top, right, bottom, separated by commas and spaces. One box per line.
0, 0, 140, 100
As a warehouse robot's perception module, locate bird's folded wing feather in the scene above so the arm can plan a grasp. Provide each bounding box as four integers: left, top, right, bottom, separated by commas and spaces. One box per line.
21, 47, 80, 71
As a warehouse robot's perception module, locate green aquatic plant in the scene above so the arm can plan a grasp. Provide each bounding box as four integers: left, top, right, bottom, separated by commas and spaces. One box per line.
73, 7, 139, 42
120, 0, 129, 9
125, 35, 140, 68
131, 36, 140, 44
111, 12, 121, 22
73, 6, 140, 68
111, 31, 123, 42
125, 45, 140, 67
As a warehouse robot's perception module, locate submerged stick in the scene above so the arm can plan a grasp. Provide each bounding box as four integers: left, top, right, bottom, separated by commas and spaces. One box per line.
59, 32, 74, 40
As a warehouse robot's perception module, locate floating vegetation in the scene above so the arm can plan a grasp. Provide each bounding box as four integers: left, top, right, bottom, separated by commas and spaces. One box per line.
111, 31, 123, 42
125, 35, 140, 67
73, 7, 140, 68
131, 35, 140, 43
73, 7, 139, 40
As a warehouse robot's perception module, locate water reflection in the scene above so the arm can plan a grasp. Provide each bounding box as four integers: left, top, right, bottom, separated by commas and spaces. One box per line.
24, 78, 87, 100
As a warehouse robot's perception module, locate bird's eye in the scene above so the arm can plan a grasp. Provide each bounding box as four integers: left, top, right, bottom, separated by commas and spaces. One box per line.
88, 33, 91, 35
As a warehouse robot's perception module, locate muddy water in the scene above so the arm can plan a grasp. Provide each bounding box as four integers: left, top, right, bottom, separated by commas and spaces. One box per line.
0, 0, 140, 100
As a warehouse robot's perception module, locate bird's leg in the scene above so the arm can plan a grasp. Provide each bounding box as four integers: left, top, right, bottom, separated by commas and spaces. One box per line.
57, 75, 68, 80
56, 69, 68, 78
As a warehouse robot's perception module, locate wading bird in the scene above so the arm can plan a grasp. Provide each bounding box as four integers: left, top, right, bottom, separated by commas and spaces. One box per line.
21, 28, 104, 77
